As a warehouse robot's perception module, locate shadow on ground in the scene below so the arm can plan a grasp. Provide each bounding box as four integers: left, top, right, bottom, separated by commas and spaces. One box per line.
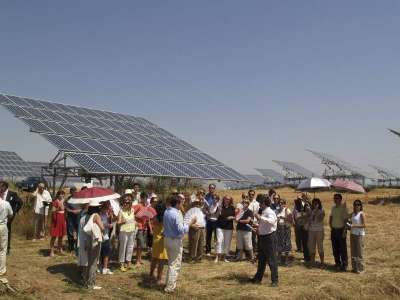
47, 263, 82, 285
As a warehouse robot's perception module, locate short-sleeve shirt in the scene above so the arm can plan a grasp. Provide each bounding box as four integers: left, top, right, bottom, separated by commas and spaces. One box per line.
34, 190, 52, 215
330, 205, 348, 229
236, 209, 254, 232
120, 209, 136, 232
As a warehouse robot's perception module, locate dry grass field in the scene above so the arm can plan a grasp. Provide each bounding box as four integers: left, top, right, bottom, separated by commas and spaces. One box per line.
1, 187, 400, 299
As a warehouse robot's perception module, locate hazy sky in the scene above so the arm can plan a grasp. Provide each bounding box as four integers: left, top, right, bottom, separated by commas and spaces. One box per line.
1, 1, 400, 176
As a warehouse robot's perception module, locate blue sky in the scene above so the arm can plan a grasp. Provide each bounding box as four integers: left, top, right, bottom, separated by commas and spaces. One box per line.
1, 1, 400, 175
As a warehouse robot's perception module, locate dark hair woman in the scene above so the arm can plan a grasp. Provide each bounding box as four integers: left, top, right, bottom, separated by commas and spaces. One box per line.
350, 200, 365, 273
49, 190, 66, 257
150, 200, 168, 285
307, 198, 325, 267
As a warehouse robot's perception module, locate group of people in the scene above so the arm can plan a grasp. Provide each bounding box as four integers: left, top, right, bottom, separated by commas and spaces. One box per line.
0, 180, 366, 293
292, 192, 366, 273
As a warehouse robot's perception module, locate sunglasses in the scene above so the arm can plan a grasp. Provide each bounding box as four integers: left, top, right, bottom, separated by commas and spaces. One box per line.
354, 203, 362, 206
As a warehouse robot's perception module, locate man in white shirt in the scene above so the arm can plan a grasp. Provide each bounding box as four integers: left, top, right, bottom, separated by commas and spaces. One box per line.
252, 195, 278, 286
32, 183, 52, 240
184, 198, 206, 262
0, 199, 13, 275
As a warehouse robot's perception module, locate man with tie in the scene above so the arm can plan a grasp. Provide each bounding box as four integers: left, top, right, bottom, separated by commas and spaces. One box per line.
0, 181, 22, 254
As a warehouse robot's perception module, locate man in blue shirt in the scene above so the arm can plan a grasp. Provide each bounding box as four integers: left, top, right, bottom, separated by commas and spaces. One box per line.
163, 194, 195, 293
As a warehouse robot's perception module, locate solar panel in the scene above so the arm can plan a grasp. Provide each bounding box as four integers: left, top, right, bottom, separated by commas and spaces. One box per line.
245, 175, 266, 185
1, 94, 247, 181
388, 128, 400, 138
0, 151, 35, 178
307, 149, 375, 179
272, 160, 315, 178
369, 165, 400, 179
255, 168, 285, 183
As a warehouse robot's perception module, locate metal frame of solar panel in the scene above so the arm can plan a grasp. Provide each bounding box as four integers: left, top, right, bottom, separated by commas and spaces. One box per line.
369, 165, 400, 186
272, 160, 315, 184
0, 94, 247, 182
255, 168, 285, 185
307, 149, 374, 181
0, 151, 35, 178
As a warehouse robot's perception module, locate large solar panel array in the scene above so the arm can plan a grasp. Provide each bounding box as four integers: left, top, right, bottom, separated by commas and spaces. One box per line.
255, 168, 285, 183
307, 149, 374, 179
369, 165, 400, 180
272, 160, 315, 179
0, 151, 35, 178
0, 94, 246, 181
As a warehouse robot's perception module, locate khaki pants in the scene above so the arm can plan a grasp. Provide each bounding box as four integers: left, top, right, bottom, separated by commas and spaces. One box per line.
164, 237, 183, 292
308, 230, 324, 262
84, 243, 101, 288
188, 227, 204, 260
350, 234, 364, 272
34, 213, 47, 239
0, 224, 8, 275
236, 230, 253, 251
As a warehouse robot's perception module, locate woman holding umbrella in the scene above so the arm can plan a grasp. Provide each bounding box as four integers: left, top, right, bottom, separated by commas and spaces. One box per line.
69, 187, 121, 289
83, 199, 104, 289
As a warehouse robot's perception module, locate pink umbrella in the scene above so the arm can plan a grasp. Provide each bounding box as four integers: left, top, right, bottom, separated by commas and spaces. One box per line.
135, 206, 157, 219
68, 187, 121, 204
331, 179, 366, 194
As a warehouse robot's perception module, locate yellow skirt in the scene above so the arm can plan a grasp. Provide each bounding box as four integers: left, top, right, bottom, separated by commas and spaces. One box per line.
151, 223, 168, 260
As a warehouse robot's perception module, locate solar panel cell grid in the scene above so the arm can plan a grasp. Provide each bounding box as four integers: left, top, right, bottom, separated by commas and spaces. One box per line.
68, 153, 107, 173
0, 94, 247, 181
126, 158, 160, 175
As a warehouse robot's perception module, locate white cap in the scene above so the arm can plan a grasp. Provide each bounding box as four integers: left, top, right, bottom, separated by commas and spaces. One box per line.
89, 199, 101, 207
125, 189, 133, 195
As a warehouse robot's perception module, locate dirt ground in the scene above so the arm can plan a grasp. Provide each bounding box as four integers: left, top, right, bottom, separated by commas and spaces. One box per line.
1, 187, 400, 299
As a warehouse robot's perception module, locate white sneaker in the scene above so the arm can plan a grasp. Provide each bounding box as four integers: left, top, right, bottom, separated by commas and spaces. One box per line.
102, 268, 113, 275
92, 286, 102, 290
224, 259, 230, 263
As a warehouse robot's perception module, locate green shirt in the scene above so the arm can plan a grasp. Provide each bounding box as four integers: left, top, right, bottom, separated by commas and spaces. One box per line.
330, 205, 348, 229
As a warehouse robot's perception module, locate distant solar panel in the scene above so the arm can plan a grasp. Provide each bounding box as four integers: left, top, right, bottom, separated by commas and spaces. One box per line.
307, 149, 374, 179
245, 174, 266, 185
388, 128, 400, 138
0, 151, 35, 178
0, 94, 246, 181
272, 160, 315, 178
255, 168, 285, 183
369, 165, 400, 180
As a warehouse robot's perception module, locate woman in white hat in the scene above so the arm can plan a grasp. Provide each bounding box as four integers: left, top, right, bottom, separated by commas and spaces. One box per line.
82, 199, 104, 290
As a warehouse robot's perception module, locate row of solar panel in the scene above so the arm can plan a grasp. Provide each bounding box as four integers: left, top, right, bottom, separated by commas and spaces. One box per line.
20, 117, 197, 152
0, 170, 35, 177
42, 134, 222, 165
4, 104, 177, 140
307, 150, 373, 178
1, 94, 155, 127
68, 153, 244, 181
0, 160, 34, 167
0, 153, 22, 159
